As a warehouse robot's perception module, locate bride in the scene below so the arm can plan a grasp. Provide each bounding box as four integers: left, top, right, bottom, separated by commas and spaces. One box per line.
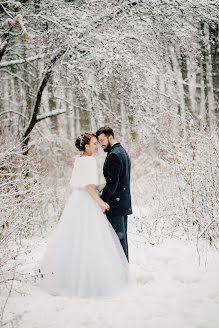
38, 132, 130, 297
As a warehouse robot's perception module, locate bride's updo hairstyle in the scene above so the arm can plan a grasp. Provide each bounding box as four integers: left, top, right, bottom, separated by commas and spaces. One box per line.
75, 132, 97, 151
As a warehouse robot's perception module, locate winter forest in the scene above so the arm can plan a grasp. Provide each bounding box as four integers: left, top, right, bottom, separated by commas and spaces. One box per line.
0, 0, 219, 327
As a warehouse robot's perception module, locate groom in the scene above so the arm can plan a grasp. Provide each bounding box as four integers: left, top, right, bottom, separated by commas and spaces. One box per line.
96, 127, 132, 261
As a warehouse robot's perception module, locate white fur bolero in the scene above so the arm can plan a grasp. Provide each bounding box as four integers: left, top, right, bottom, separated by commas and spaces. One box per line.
69, 155, 106, 192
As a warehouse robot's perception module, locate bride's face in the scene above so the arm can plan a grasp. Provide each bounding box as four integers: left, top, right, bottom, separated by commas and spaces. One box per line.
85, 137, 99, 155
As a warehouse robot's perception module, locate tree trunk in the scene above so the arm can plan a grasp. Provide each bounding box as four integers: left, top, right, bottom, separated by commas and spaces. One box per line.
64, 86, 71, 139
170, 49, 187, 139
48, 75, 59, 134
204, 23, 216, 131
22, 49, 65, 153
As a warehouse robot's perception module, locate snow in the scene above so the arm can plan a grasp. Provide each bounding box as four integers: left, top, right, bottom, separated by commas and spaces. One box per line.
1, 218, 219, 328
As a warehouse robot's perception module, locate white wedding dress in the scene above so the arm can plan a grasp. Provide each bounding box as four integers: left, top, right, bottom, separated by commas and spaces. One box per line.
38, 155, 130, 297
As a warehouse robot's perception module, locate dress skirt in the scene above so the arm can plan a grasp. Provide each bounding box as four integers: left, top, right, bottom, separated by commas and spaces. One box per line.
37, 187, 130, 297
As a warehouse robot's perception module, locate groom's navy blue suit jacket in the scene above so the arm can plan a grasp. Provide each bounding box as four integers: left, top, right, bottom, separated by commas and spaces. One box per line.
101, 143, 132, 217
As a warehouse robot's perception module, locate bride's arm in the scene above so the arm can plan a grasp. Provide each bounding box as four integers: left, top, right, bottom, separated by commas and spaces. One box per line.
86, 184, 110, 213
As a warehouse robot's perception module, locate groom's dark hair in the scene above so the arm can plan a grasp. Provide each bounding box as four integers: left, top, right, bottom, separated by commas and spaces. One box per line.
96, 126, 114, 138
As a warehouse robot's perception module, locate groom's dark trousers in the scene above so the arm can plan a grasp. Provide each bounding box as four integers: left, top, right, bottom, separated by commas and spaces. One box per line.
106, 214, 128, 261
100, 143, 132, 262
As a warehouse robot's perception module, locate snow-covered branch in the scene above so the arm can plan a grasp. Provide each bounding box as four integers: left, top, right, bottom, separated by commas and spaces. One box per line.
1, 68, 34, 89
37, 109, 67, 122
0, 54, 46, 68
0, 110, 29, 120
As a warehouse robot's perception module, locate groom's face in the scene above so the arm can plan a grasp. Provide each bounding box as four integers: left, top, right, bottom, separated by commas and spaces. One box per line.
98, 133, 111, 152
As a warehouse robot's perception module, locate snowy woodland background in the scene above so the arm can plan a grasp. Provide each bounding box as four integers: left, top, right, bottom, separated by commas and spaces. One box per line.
0, 0, 219, 327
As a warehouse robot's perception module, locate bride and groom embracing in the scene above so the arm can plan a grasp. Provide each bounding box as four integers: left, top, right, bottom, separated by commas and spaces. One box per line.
38, 126, 133, 297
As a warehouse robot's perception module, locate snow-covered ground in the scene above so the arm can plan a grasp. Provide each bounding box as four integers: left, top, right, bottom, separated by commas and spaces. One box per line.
1, 221, 219, 328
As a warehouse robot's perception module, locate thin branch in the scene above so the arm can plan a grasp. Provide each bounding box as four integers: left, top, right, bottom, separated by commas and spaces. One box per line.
0, 110, 29, 120
37, 109, 67, 122
0, 110, 47, 140
0, 267, 16, 323
0, 69, 34, 90
0, 54, 46, 68
198, 219, 217, 239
